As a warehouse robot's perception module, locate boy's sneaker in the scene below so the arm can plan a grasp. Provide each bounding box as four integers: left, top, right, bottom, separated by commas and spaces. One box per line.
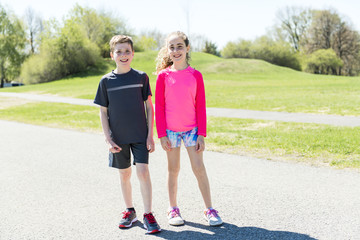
204, 208, 223, 226
167, 207, 185, 226
119, 210, 137, 228
143, 212, 161, 234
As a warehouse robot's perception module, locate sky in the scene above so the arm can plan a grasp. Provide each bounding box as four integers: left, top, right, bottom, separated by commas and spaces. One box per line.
1, 0, 360, 49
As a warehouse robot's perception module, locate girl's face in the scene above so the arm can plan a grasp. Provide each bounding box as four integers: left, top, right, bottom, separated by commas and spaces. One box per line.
167, 35, 189, 64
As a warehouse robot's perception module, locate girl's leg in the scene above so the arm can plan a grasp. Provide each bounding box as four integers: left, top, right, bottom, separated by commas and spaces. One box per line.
186, 146, 212, 208
135, 163, 152, 213
167, 147, 181, 207
119, 167, 133, 208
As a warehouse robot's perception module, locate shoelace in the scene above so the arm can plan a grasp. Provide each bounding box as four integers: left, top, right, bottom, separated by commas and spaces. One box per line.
170, 208, 180, 218
144, 213, 156, 224
122, 211, 131, 219
207, 209, 219, 218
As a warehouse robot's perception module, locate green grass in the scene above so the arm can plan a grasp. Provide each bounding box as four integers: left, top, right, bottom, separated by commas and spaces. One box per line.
0, 101, 358, 169
0, 102, 101, 132
207, 117, 360, 169
1, 51, 360, 116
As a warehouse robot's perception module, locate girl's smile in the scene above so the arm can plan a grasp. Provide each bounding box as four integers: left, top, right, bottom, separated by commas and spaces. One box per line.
167, 36, 190, 65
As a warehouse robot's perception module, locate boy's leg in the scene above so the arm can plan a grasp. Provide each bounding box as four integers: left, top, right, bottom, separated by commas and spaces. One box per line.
135, 163, 152, 213
167, 147, 181, 207
186, 146, 212, 209
119, 167, 134, 208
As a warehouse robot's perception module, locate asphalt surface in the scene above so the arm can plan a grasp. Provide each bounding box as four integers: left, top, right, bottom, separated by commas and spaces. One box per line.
1, 92, 359, 127
1, 120, 360, 240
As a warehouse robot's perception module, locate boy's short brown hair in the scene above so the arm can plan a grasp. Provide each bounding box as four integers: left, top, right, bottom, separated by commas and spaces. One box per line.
109, 35, 134, 52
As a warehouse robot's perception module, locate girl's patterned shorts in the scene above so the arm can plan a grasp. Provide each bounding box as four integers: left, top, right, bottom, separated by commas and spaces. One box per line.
166, 127, 198, 148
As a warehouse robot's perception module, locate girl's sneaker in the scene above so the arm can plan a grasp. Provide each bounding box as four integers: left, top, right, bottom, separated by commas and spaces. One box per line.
167, 207, 185, 226
119, 210, 137, 228
204, 208, 223, 226
143, 212, 161, 234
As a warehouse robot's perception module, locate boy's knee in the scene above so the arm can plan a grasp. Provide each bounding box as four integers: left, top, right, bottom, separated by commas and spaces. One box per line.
119, 169, 131, 181
136, 165, 150, 180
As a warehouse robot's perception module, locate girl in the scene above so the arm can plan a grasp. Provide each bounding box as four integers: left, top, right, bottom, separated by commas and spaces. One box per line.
155, 31, 222, 227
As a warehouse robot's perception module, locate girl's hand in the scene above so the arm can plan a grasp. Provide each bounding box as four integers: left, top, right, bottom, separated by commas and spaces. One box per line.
147, 136, 155, 153
106, 139, 121, 153
160, 137, 172, 152
196, 135, 205, 152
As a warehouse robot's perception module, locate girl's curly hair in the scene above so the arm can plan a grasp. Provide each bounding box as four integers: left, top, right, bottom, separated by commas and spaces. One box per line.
155, 31, 190, 74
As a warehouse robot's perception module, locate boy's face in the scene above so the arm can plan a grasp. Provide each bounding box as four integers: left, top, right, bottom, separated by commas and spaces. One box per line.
111, 43, 134, 68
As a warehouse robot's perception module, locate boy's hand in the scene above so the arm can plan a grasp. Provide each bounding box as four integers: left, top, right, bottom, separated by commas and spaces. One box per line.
196, 135, 205, 152
160, 137, 172, 152
147, 136, 155, 153
106, 139, 121, 153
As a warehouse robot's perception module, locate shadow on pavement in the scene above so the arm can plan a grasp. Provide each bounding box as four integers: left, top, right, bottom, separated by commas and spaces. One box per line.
151, 221, 318, 240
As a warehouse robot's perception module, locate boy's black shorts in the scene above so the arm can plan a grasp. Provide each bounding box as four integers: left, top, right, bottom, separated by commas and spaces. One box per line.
109, 142, 149, 169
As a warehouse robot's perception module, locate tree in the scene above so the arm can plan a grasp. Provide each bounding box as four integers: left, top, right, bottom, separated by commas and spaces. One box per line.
20, 18, 100, 84
24, 7, 43, 54
0, 5, 26, 87
189, 34, 208, 52
135, 29, 165, 51
304, 49, 343, 74
68, 4, 130, 57
221, 39, 252, 58
305, 9, 360, 75
331, 22, 360, 75
306, 9, 340, 52
276, 6, 312, 51
202, 41, 220, 56
133, 35, 157, 51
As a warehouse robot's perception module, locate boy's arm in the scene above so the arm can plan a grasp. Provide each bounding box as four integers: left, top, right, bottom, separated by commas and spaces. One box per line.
99, 106, 121, 153
145, 96, 155, 153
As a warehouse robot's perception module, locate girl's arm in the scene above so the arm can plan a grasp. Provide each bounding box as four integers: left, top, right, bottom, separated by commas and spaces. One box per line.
145, 96, 155, 153
99, 106, 121, 153
155, 73, 167, 138
195, 71, 207, 137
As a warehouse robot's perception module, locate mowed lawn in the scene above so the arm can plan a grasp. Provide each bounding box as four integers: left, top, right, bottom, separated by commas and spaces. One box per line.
1, 52, 359, 169
2, 51, 360, 116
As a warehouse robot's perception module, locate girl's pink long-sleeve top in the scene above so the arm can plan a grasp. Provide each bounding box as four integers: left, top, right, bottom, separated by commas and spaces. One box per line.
155, 66, 207, 138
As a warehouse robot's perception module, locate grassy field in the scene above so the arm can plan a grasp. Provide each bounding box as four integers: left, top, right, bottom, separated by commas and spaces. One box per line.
0, 101, 358, 169
1, 52, 359, 170
1, 51, 360, 116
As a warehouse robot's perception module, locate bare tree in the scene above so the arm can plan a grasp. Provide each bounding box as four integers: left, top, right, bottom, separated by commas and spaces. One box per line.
24, 7, 43, 54
276, 6, 312, 51
306, 9, 340, 52
332, 22, 360, 75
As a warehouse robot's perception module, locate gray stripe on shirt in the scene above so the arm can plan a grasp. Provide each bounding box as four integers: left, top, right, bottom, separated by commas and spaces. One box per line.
108, 84, 143, 92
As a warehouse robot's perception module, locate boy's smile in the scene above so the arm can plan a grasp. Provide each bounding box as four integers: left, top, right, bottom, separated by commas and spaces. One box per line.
111, 43, 134, 71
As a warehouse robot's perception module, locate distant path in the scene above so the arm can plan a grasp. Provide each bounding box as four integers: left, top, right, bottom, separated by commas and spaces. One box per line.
1, 92, 360, 127
1, 120, 359, 240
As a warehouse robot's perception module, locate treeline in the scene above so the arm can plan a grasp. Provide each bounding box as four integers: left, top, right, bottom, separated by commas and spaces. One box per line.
0, 4, 163, 86
1, 5, 360, 87
222, 7, 360, 76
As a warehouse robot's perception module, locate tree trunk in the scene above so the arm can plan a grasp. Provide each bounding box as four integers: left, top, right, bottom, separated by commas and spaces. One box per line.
0, 62, 4, 88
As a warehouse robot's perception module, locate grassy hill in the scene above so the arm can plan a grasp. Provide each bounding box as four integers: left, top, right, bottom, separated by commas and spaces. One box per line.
2, 51, 360, 116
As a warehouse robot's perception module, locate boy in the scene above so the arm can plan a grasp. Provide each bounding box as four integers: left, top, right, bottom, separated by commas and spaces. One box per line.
94, 35, 161, 234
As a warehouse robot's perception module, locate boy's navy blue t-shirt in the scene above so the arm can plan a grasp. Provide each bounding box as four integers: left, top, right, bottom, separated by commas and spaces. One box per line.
94, 68, 152, 144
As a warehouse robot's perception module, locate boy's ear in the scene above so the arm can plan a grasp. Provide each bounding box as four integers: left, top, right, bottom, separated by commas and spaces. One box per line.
110, 51, 114, 59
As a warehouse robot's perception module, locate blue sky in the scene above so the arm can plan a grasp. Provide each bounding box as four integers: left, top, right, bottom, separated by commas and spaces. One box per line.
2, 0, 360, 48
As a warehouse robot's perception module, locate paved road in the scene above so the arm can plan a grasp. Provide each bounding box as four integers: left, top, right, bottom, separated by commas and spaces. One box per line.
1, 120, 360, 240
1, 92, 360, 127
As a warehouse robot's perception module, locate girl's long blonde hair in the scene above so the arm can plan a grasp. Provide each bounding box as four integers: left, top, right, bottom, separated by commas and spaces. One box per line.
155, 31, 190, 74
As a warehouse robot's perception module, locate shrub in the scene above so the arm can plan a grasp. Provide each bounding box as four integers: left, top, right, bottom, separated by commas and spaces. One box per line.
304, 49, 343, 75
